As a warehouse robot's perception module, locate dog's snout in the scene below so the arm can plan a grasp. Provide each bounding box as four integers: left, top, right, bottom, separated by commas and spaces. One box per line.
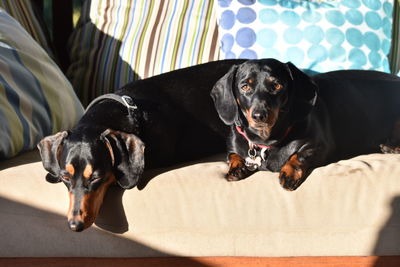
68, 220, 84, 232
252, 109, 268, 123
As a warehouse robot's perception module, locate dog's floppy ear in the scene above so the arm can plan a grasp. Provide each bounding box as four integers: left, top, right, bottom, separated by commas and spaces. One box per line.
102, 129, 145, 189
37, 131, 69, 183
286, 62, 318, 120
210, 65, 239, 125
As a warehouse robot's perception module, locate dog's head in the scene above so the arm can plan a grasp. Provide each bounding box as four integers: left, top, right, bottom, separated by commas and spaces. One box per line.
211, 59, 317, 142
37, 128, 145, 232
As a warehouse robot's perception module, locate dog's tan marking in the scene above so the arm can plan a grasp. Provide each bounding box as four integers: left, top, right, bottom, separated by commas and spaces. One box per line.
228, 153, 245, 169
104, 139, 115, 166
83, 164, 93, 179
280, 154, 303, 182
65, 164, 75, 176
80, 172, 117, 229
67, 192, 78, 222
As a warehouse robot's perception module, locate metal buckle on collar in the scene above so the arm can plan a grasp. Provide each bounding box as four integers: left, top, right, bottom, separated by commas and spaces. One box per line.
121, 95, 138, 110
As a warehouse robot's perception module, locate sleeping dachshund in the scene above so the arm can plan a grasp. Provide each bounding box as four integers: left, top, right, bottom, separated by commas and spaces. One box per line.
37, 60, 245, 232
211, 58, 400, 191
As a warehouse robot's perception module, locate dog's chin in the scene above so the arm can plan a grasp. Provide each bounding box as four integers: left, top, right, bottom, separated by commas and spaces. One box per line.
249, 124, 273, 140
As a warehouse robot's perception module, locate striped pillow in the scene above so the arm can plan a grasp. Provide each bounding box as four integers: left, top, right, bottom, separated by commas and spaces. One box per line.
0, 0, 53, 56
0, 9, 84, 160
68, 0, 220, 106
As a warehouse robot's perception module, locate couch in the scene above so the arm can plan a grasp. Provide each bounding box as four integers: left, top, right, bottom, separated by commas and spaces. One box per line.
1, 0, 400, 266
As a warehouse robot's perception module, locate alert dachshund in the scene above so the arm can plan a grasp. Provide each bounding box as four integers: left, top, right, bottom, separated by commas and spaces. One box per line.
37, 60, 245, 232
211, 59, 400, 190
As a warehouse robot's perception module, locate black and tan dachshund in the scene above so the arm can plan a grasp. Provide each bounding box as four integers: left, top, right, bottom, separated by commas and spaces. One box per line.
211, 58, 400, 191
37, 60, 246, 232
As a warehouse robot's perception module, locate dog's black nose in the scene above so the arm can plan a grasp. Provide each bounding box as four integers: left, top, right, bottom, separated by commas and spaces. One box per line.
68, 220, 84, 232
252, 110, 267, 122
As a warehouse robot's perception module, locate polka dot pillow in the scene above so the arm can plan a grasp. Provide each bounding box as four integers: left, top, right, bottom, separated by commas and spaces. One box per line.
216, 0, 394, 73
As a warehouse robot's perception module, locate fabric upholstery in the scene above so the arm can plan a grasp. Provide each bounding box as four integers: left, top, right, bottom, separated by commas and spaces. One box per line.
0, 0, 53, 56
1, 150, 400, 257
0, 9, 83, 159
216, 0, 394, 73
67, 0, 220, 106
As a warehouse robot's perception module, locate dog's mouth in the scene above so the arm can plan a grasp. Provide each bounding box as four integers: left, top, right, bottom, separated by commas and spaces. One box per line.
249, 123, 273, 140
245, 107, 279, 140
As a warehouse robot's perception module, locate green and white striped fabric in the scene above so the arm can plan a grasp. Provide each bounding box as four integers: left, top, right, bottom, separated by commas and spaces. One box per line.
0, 9, 84, 159
68, 0, 220, 106
0, 0, 53, 57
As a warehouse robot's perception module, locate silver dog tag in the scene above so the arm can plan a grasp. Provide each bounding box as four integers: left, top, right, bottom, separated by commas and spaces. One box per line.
245, 156, 262, 171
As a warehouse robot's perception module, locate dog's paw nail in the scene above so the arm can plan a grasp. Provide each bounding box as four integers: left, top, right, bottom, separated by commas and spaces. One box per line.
279, 173, 302, 191
225, 175, 240, 182
226, 166, 250, 181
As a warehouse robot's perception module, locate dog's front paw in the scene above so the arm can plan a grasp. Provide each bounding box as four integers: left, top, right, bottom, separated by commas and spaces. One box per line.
279, 171, 305, 191
279, 154, 307, 191
226, 165, 250, 181
226, 153, 253, 181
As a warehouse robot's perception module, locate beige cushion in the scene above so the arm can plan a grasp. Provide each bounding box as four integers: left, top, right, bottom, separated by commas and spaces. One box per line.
1, 150, 400, 257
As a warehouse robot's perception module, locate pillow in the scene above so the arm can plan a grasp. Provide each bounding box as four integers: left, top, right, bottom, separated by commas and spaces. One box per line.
216, 0, 394, 73
68, 0, 220, 106
0, 0, 53, 56
0, 9, 84, 160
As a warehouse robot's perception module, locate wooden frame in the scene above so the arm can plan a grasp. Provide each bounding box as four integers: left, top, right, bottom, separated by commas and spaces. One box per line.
1, 256, 400, 267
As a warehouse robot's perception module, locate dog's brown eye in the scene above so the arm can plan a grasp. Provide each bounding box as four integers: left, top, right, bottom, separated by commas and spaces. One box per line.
241, 84, 251, 91
274, 83, 283, 91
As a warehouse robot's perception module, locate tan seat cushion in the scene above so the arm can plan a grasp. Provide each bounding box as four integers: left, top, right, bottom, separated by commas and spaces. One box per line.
1, 150, 400, 257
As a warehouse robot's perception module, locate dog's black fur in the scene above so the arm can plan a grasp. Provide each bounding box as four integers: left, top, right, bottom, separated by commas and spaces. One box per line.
211, 58, 400, 190
37, 59, 245, 232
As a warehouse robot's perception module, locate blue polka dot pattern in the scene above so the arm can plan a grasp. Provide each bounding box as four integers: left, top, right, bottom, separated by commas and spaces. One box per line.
364, 32, 380, 51
259, 9, 279, 24
286, 47, 304, 65
237, 7, 257, 24
362, 0, 381, 10
349, 48, 367, 66
238, 0, 256, 5
280, 10, 301, 26
326, 10, 346, 26
308, 45, 328, 62
329, 46, 346, 62
284, 27, 303, 44
218, 0, 233, 8
369, 51, 381, 67
345, 9, 363, 25
216, 0, 394, 73
302, 10, 322, 23
258, 0, 277, 6
342, 0, 361, 8
346, 28, 364, 47
240, 49, 258, 58
221, 33, 235, 53
304, 25, 325, 44
365, 11, 382, 30
326, 28, 345, 45
236, 27, 256, 48
257, 28, 277, 47
220, 10, 235, 30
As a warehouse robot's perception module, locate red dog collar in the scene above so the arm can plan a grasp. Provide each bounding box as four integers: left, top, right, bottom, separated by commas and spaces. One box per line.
235, 125, 292, 150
